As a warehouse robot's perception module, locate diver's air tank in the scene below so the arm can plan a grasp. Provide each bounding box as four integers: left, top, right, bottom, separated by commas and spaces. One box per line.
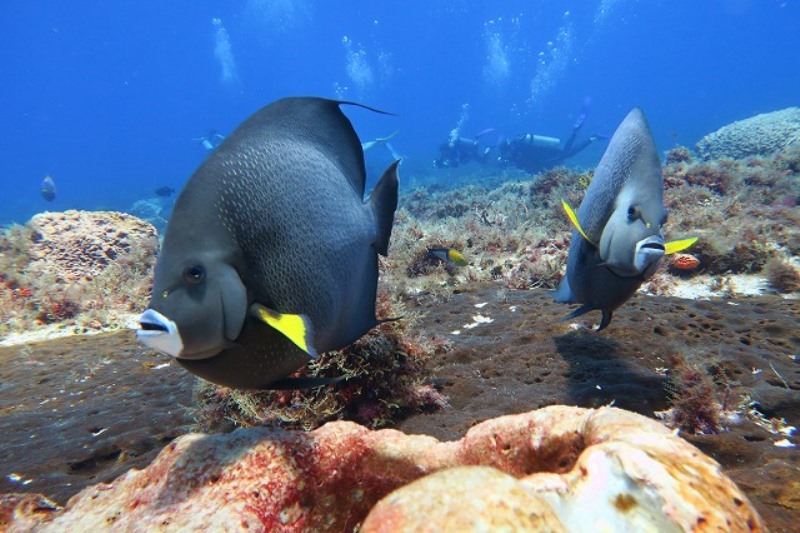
523, 134, 561, 149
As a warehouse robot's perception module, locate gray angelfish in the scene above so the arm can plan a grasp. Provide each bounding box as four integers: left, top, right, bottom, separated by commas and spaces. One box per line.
137, 97, 399, 389
554, 108, 695, 330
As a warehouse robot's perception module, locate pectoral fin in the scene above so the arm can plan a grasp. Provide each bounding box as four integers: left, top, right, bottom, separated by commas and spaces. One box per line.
561, 198, 596, 247
249, 303, 318, 359
447, 249, 469, 266
219, 265, 248, 342
665, 236, 698, 255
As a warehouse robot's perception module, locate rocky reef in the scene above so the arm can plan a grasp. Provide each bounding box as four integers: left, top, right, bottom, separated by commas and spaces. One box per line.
0, 210, 157, 340
0, 406, 763, 532
1, 113, 799, 531
696, 107, 800, 161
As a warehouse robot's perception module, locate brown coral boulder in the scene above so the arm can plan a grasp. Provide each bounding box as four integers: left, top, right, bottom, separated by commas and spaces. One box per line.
1, 406, 763, 532
27, 210, 158, 283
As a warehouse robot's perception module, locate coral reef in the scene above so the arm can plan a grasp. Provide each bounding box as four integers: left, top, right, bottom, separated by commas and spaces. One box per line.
662, 351, 724, 435
0, 406, 763, 532
662, 148, 799, 278
696, 107, 800, 160
5, 138, 797, 344
389, 145, 799, 304
0, 211, 157, 339
383, 166, 585, 305
765, 258, 800, 294
664, 145, 694, 165
26, 210, 156, 282
0, 137, 797, 530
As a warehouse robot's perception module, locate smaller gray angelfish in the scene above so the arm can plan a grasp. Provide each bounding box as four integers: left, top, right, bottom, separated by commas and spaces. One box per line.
554, 108, 695, 330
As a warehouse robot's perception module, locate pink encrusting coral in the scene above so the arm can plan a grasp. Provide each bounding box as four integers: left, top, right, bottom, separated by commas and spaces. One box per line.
0, 406, 763, 532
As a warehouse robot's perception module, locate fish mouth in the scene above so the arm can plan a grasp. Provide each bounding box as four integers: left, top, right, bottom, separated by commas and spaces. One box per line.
136, 309, 184, 358
139, 321, 169, 333
638, 240, 666, 252
634, 235, 666, 275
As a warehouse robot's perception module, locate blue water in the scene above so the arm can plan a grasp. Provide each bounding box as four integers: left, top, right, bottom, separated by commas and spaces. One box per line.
2, 0, 798, 225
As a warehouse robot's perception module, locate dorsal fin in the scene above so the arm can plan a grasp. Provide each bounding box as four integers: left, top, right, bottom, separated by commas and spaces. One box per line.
235, 97, 393, 198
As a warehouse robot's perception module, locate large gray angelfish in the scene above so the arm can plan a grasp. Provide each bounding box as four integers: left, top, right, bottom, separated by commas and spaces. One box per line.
554, 108, 695, 330
137, 97, 399, 389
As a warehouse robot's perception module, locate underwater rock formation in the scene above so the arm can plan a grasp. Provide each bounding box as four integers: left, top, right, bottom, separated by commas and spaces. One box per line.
1, 406, 762, 532
27, 210, 158, 283
0, 210, 159, 337
696, 107, 800, 161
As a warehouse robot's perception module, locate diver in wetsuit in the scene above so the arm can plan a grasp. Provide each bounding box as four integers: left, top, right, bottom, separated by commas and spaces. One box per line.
433, 128, 495, 169
498, 99, 602, 174
193, 130, 226, 151
433, 100, 602, 173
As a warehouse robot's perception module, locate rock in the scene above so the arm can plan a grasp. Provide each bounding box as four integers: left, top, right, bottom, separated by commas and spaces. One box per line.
777, 481, 800, 511
750, 381, 800, 421
0, 406, 763, 532
696, 107, 800, 160
27, 210, 158, 283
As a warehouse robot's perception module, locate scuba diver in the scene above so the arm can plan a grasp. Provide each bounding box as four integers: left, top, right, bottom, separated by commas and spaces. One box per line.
498, 98, 603, 174
362, 131, 402, 161
193, 129, 226, 151
433, 128, 496, 169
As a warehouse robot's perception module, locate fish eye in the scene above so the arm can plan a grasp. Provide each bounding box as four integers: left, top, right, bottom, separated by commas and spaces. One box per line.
183, 264, 206, 284
627, 205, 639, 221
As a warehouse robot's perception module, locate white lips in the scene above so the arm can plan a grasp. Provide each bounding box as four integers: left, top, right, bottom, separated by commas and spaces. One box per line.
137, 309, 184, 358
634, 235, 666, 274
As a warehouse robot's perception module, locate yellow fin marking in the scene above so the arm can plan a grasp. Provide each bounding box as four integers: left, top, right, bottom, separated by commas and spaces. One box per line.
251, 304, 317, 359
447, 249, 468, 266
665, 236, 698, 255
561, 198, 595, 245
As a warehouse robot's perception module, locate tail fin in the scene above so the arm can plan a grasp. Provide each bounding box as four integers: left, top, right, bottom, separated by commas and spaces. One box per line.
369, 160, 400, 256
